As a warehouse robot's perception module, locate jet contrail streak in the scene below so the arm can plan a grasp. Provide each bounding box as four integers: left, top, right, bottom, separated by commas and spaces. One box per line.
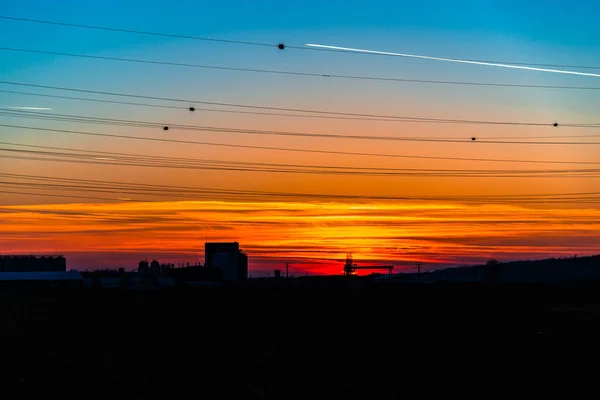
7, 107, 52, 110
305, 44, 600, 78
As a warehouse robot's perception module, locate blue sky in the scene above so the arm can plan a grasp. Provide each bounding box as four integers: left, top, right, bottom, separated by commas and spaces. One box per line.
2, 1, 600, 54
3, 1, 600, 98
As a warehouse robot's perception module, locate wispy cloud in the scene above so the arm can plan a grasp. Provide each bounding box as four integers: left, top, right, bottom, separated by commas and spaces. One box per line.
1, 199, 599, 272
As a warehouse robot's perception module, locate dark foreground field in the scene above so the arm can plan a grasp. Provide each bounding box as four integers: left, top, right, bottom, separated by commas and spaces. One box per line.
2, 281, 600, 399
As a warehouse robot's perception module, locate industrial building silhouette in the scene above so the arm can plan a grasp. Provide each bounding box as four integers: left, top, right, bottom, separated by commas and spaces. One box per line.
0, 255, 66, 272
111, 242, 250, 288
204, 242, 248, 282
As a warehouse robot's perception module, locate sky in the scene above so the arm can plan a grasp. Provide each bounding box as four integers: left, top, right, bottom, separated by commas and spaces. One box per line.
1, 1, 600, 275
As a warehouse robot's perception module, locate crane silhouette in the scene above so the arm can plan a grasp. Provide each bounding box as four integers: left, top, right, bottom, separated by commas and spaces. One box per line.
343, 253, 393, 277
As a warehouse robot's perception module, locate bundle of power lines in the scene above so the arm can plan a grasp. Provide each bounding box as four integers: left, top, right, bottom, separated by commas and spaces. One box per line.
1, 15, 599, 205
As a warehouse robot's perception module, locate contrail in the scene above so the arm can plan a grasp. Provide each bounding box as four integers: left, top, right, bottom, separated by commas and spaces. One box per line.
7, 106, 52, 110
305, 44, 600, 78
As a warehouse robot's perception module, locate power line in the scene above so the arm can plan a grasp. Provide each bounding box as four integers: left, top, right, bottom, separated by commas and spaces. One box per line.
3, 125, 600, 177
0, 89, 183, 110
2, 146, 600, 176
6, 154, 600, 178
1, 172, 599, 199
0, 108, 563, 133
2, 93, 600, 139
0, 16, 275, 48
3, 173, 600, 204
0, 189, 134, 202
0, 109, 518, 140
0, 108, 580, 135
0, 173, 311, 199
0, 123, 499, 159
0, 89, 506, 123
2, 81, 597, 126
6, 90, 600, 134
1, 110, 506, 138
2, 48, 600, 92
9, 181, 600, 202
11, 171, 600, 197
2, 15, 600, 70
2, 111, 600, 144
0, 46, 324, 77
3, 138, 600, 167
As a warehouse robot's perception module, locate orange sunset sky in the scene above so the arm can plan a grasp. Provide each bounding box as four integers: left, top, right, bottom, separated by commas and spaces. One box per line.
1, 2, 600, 275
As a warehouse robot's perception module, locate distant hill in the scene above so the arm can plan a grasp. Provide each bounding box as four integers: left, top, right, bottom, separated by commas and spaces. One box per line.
397, 255, 600, 284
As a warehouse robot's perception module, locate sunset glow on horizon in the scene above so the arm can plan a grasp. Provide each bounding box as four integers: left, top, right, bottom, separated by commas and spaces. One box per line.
2, 198, 599, 274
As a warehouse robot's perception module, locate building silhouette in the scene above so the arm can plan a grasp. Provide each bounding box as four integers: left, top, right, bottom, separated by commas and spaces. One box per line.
0, 255, 66, 272
204, 242, 248, 282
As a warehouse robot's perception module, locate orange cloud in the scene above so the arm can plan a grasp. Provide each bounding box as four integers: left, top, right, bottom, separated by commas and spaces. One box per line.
1, 200, 599, 275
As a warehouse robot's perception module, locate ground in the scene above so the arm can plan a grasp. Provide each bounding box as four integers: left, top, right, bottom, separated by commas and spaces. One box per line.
1, 282, 600, 399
